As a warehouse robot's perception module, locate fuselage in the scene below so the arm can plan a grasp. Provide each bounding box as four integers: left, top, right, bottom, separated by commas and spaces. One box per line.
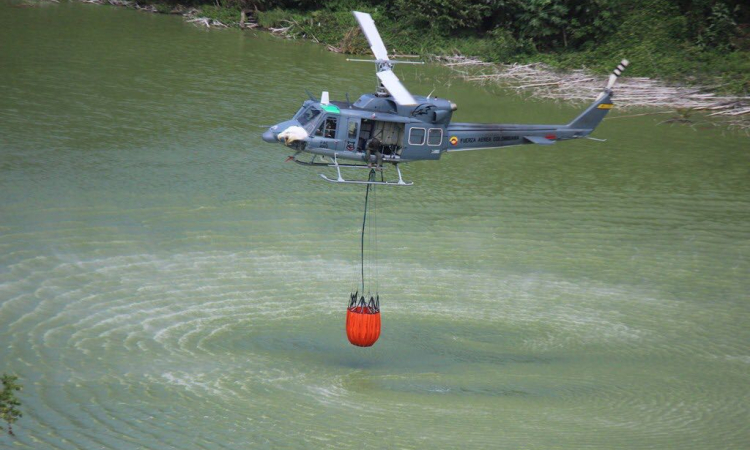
261, 10, 623, 168
262, 90, 613, 164
263, 93, 456, 163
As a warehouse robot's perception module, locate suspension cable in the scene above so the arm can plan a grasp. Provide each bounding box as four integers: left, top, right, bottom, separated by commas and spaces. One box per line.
373, 171, 380, 295
360, 170, 376, 294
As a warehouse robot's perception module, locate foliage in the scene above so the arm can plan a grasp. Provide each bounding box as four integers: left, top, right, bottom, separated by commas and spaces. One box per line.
0, 374, 22, 437
199, 4, 243, 25
150, 0, 749, 93
513, 0, 569, 48
255, 8, 292, 28
391, 0, 496, 32
698, 2, 739, 50
256, 8, 362, 45
153, 3, 175, 14
547, 0, 748, 92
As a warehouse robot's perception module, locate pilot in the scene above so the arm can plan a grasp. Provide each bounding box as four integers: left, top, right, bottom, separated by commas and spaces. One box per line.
365, 137, 382, 168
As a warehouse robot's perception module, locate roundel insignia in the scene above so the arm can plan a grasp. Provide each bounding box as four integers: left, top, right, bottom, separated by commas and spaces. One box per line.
449, 136, 459, 145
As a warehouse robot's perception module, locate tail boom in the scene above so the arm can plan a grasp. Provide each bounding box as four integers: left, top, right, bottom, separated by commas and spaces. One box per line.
446, 60, 629, 152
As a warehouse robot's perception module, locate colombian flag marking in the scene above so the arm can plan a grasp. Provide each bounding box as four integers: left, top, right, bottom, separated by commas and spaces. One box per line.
449, 136, 459, 145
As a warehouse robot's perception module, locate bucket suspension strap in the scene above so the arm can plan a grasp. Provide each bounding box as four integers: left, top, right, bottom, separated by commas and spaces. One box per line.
348, 291, 380, 314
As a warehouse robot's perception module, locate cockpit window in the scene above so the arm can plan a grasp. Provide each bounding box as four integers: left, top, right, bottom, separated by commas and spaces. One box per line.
297, 108, 321, 126
315, 116, 338, 138
293, 105, 306, 119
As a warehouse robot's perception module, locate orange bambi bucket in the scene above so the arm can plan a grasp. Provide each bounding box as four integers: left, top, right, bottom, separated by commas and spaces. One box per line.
346, 306, 381, 347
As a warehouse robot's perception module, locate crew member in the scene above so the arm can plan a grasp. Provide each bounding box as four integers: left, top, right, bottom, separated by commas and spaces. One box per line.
365, 137, 382, 168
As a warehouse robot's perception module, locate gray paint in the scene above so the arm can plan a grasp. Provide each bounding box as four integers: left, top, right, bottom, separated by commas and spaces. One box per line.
262, 90, 615, 163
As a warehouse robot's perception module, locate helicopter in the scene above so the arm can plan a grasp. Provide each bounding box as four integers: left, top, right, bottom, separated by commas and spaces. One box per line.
261, 11, 629, 186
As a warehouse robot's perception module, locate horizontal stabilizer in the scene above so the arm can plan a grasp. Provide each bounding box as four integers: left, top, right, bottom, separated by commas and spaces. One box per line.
524, 136, 556, 145
377, 70, 417, 106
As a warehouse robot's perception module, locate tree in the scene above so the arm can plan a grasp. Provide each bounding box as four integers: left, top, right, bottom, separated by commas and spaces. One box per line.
0, 374, 22, 437
393, 0, 497, 33
514, 0, 569, 49
700, 2, 739, 50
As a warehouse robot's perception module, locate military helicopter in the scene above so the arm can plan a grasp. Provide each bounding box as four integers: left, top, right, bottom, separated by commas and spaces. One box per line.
261, 11, 629, 186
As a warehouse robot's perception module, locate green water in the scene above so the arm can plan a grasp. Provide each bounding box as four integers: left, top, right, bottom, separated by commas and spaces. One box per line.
1, 1, 749, 449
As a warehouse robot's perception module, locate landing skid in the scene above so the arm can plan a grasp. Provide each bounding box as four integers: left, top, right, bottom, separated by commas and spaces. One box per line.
289, 153, 330, 167
319, 154, 413, 186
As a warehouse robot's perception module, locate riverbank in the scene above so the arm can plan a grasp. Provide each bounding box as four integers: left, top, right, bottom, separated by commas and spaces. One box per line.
437, 56, 750, 132
49, 0, 750, 131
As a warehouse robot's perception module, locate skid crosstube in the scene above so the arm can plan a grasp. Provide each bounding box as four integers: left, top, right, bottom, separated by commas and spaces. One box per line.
319, 154, 413, 186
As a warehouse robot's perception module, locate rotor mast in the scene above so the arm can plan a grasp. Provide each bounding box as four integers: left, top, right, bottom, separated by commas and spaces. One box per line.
375, 61, 391, 98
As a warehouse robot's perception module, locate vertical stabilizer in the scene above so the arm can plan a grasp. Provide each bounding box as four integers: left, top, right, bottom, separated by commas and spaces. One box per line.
566, 91, 614, 133
566, 60, 629, 134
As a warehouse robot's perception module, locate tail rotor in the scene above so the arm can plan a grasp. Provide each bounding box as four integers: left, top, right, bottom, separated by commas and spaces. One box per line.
605, 59, 630, 91
568, 59, 630, 133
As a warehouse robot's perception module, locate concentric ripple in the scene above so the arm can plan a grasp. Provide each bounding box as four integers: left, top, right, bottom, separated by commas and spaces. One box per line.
2, 247, 749, 449
2, 1, 749, 449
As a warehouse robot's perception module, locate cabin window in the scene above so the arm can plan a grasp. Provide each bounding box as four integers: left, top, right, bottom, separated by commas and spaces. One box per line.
316, 116, 338, 138
427, 128, 443, 146
408, 127, 426, 145
348, 121, 358, 139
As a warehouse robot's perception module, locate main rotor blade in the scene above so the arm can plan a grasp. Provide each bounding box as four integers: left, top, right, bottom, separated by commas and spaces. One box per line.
353, 11, 389, 61
377, 70, 417, 106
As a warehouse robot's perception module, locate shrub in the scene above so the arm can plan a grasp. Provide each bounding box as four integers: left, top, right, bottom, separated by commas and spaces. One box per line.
0, 374, 22, 437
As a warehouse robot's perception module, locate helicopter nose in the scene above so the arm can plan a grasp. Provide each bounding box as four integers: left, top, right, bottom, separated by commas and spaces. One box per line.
262, 129, 276, 143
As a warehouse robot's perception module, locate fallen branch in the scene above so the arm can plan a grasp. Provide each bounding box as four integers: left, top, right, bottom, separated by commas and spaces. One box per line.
186, 17, 228, 28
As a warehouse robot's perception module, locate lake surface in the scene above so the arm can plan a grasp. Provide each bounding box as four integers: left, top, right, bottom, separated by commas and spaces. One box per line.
1, 1, 748, 449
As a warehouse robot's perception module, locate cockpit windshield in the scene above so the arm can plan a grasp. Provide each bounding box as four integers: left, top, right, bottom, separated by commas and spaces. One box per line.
297, 107, 321, 127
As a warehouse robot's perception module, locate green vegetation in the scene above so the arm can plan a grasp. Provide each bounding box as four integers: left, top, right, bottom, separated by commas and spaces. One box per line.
149, 0, 750, 94
0, 374, 22, 437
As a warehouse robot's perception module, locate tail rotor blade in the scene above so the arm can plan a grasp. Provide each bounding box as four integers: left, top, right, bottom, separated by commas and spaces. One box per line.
606, 59, 629, 90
